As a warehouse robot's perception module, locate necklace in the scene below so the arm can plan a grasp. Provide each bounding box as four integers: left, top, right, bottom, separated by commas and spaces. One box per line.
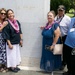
45, 22, 54, 29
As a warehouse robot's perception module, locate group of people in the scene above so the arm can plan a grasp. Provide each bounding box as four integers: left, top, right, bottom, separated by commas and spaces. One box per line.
40, 5, 75, 75
0, 8, 23, 73
0, 5, 75, 75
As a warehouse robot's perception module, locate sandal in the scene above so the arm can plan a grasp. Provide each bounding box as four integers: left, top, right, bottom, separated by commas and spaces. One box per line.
0, 68, 6, 72
2, 70, 7, 73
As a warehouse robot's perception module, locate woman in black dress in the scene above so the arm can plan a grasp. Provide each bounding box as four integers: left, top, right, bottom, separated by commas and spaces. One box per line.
4, 9, 23, 73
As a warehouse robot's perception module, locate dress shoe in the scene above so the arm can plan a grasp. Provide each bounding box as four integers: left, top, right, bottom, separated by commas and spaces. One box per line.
63, 71, 71, 75
16, 67, 20, 71
10, 68, 18, 73
63, 72, 68, 75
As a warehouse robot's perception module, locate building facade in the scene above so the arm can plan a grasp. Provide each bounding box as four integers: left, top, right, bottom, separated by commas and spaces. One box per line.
0, 0, 50, 70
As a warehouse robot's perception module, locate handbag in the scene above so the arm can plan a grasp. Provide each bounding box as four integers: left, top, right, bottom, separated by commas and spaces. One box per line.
45, 24, 63, 55
45, 44, 63, 55
53, 44, 63, 55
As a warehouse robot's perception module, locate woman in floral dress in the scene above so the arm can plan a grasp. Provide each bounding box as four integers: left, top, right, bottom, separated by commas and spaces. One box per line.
0, 8, 8, 72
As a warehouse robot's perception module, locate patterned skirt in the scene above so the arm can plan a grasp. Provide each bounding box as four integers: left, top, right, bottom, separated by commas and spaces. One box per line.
0, 33, 6, 65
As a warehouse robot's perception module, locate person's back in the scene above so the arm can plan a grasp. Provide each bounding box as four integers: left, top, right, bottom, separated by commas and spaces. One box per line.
65, 17, 75, 75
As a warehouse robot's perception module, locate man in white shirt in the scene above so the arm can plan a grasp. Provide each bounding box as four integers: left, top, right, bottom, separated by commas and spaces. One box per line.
55, 5, 71, 75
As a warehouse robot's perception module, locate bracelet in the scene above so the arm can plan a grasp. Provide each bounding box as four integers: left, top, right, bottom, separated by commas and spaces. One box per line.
52, 43, 56, 46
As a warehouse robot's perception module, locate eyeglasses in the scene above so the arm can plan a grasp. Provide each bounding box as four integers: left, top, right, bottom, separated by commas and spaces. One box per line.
0, 13, 6, 15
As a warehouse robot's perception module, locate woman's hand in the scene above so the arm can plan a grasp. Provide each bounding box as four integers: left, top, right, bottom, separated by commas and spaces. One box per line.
0, 21, 8, 31
50, 45, 55, 51
40, 26, 45, 30
3, 21, 8, 27
20, 39, 23, 47
8, 44, 13, 49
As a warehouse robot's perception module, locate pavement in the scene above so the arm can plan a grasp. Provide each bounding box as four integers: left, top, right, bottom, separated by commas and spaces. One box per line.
0, 70, 63, 75
0, 65, 67, 75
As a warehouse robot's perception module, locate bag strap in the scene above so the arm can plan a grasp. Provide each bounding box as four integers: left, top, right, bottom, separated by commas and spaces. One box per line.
56, 15, 64, 24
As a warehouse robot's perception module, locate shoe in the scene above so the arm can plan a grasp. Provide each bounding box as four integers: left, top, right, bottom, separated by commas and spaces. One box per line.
63, 71, 71, 75
63, 72, 68, 75
60, 65, 65, 70
10, 68, 18, 73
16, 67, 20, 71
0, 68, 6, 73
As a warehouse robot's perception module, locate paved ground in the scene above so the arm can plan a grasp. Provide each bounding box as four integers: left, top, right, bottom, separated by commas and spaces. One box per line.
0, 70, 63, 75
0, 65, 67, 75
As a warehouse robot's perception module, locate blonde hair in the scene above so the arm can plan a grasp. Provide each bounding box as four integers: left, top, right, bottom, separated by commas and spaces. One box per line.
47, 10, 55, 17
0, 8, 6, 13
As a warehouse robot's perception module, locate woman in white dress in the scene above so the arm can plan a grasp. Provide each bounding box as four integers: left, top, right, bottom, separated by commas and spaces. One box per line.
3, 9, 23, 72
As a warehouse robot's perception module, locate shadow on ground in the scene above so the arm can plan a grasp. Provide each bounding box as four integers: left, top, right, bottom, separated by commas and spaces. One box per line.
0, 70, 63, 75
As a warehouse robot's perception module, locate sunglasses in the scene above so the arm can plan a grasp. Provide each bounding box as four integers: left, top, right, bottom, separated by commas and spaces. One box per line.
0, 13, 6, 15
58, 10, 64, 11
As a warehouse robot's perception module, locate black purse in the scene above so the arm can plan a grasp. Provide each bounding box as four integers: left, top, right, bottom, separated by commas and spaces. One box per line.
45, 45, 51, 50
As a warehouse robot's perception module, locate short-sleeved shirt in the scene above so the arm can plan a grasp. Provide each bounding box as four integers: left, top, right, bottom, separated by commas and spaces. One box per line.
55, 15, 71, 36
65, 17, 75, 48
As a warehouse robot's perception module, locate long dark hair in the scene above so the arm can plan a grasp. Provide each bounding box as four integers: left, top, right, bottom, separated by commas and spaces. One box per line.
6, 9, 14, 18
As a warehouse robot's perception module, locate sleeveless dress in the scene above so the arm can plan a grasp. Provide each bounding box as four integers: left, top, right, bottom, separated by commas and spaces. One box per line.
40, 23, 62, 72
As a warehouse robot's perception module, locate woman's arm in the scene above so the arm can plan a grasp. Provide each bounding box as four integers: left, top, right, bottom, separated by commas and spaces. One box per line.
7, 40, 13, 49
17, 20, 23, 47
53, 27, 61, 45
20, 34, 23, 47
3, 23, 13, 49
50, 27, 61, 50
0, 21, 8, 31
20, 34, 22, 40
40, 26, 45, 30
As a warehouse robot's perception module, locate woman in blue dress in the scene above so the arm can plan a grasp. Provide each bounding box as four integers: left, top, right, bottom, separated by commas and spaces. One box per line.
40, 11, 62, 73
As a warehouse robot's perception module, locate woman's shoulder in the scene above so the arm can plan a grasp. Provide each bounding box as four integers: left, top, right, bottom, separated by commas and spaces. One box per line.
52, 22, 59, 30
4, 20, 10, 28
16, 19, 19, 22
16, 20, 21, 26
54, 22, 59, 27
16, 19, 20, 23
